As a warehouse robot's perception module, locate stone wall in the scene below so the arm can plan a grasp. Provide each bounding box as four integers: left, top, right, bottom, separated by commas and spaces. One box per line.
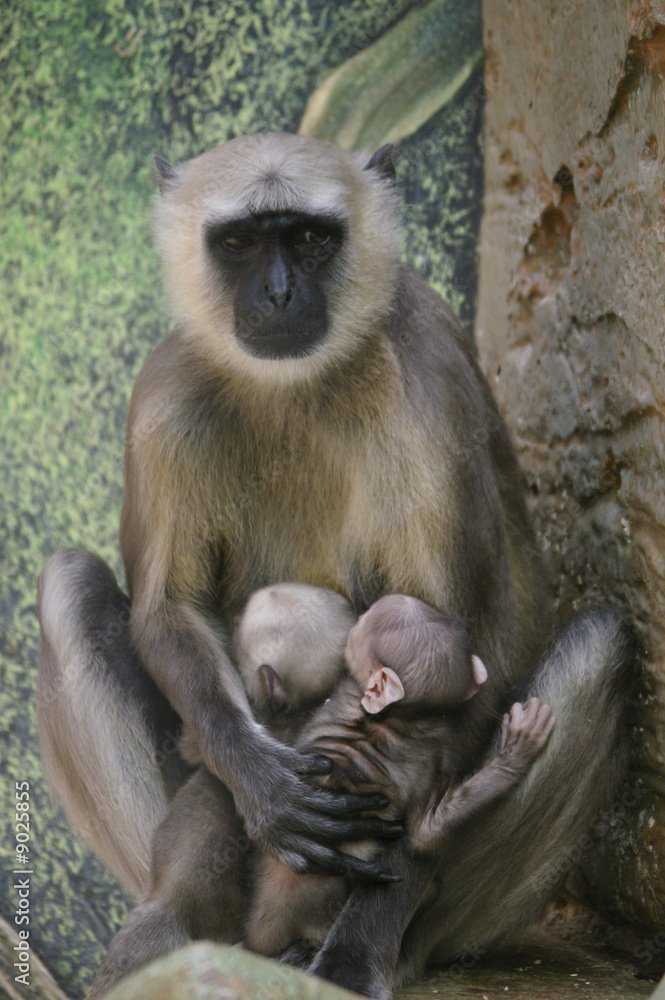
477, 0, 665, 931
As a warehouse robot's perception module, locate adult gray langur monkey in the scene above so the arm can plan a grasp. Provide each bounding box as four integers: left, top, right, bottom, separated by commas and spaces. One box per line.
36, 133, 635, 998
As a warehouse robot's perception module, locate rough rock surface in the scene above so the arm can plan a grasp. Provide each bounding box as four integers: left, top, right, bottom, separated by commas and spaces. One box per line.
102, 943, 359, 1000
477, 0, 665, 932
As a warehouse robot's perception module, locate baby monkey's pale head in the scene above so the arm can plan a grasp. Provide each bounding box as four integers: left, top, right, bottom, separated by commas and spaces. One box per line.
235, 583, 356, 716
346, 595, 487, 715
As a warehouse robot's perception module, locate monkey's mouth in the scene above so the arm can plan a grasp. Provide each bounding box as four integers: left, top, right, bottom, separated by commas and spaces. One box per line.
235, 320, 326, 360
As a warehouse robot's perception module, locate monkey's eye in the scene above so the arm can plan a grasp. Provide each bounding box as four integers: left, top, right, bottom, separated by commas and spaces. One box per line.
222, 234, 256, 251
299, 230, 331, 247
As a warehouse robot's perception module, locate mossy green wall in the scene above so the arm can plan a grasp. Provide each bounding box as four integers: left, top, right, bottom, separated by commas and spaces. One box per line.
0, 1, 482, 995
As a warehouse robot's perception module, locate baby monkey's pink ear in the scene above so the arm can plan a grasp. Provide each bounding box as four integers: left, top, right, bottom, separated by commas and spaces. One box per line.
465, 655, 488, 700
361, 667, 405, 714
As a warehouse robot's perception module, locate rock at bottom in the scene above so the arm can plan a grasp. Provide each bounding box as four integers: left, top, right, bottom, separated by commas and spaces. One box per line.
103, 943, 361, 1000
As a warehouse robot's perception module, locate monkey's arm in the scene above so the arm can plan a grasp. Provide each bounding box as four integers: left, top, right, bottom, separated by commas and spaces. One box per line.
129, 581, 403, 878
412, 699, 554, 853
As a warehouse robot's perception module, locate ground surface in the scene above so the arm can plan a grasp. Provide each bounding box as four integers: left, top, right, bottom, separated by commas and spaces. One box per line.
399, 935, 659, 1000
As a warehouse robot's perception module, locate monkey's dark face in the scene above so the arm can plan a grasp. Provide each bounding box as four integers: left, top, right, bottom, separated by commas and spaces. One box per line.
204, 211, 346, 359
154, 134, 401, 382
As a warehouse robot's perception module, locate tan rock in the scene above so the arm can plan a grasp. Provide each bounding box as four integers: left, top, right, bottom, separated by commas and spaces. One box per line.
103, 943, 360, 1000
477, 0, 665, 930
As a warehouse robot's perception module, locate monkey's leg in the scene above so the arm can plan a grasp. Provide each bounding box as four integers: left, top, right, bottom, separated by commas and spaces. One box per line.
311, 608, 635, 999
37, 548, 191, 898
85, 902, 188, 1000
246, 855, 346, 958
309, 846, 431, 999
88, 770, 249, 999
245, 857, 310, 956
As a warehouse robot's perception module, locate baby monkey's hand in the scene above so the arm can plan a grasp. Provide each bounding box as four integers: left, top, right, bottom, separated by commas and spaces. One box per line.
499, 698, 555, 770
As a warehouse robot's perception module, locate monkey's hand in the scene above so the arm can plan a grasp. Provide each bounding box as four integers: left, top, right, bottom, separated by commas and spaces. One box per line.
412, 699, 555, 854
499, 698, 555, 769
231, 738, 403, 881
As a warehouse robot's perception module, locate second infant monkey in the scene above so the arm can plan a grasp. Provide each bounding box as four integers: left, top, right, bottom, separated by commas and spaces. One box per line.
237, 585, 555, 960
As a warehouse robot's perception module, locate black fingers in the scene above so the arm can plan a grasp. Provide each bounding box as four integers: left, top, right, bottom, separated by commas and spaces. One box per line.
311, 790, 391, 814
283, 847, 401, 882
332, 852, 402, 882
245, 744, 405, 879
313, 816, 403, 842
300, 754, 333, 775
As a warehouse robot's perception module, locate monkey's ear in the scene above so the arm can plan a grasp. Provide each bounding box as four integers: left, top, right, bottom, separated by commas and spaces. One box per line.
465, 655, 488, 700
364, 144, 396, 184
361, 666, 404, 714
153, 155, 179, 194
257, 664, 287, 716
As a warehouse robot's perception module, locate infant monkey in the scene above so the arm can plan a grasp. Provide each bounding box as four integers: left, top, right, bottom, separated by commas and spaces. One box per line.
236, 585, 555, 961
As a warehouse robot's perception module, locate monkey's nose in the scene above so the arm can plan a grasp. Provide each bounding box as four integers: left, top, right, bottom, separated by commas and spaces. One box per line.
266, 283, 293, 310
265, 255, 293, 310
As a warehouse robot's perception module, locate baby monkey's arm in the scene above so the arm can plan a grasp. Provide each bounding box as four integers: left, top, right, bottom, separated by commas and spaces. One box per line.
412, 698, 555, 853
